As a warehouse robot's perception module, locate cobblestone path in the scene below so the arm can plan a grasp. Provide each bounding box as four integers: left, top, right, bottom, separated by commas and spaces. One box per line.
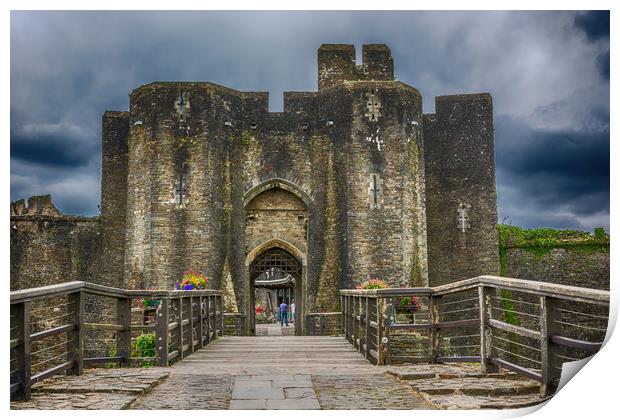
129, 374, 232, 409
151, 335, 426, 409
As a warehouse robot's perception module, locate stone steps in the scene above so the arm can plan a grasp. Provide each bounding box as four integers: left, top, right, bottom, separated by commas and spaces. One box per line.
386, 364, 548, 409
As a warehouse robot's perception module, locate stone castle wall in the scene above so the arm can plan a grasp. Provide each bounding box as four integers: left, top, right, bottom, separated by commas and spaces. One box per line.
114, 44, 432, 323
10, 195, 101, 291
424, 94, 499, 286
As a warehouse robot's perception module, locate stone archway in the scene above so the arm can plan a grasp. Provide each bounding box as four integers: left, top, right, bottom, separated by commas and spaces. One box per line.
248, 245, 303, 334
244, 180, 310, 335
244, 239, 307, 336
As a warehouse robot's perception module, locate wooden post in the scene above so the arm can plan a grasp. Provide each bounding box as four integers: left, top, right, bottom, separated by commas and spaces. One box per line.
218, 297, 223, 337
340, 295, 346, 337
197, 296, 204, 349
189, 296, 195, 355
204, 296, 211, 344
343, 296, 349, 341
178, 297, 184, 359
220, 297, 224, 337
12, 301, 31, 400
348, 296, 353, 343
352, 297, 358, 350
320, 314, 325, 336
429, 295, 440, 362
376, 298, 384, 365
67, 291, 84, 376
364, 297, 370, 358
155, 298, 170, 366
117, 297, 131, 367
478, 286, 499, 373
540, 296, 561, 397
383, 298, 392, 365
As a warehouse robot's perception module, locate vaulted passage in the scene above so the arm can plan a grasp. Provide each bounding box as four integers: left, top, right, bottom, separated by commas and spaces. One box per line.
250, 247, 301, 333
244, 182, 309, 335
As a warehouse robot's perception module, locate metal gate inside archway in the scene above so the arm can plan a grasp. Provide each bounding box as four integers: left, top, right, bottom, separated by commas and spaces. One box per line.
249, 247, 302, 335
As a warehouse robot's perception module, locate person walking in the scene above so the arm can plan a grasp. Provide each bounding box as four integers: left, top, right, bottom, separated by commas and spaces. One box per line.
280, 300, 289, 326
291, 301, 296, 323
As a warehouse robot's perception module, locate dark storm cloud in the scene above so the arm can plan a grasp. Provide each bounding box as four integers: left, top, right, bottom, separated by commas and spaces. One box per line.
10, 11, 609, 230
574, 11, 610, 41
597, 50, 610, 80
495, 114, 609, 221
10, 123, 97, 168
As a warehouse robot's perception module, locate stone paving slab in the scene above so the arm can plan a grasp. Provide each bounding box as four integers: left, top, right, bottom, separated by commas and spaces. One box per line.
229, 373, 319, 409
31, 368, 171, 395
410, 376, 540, 396
129, 374, 232, 409
312, 374, 433, 409
11, 392, 138, 410
266, 399, 321, 409
11, 368, 171, 410
386, 364, 547, 409
230, 399, 268, 409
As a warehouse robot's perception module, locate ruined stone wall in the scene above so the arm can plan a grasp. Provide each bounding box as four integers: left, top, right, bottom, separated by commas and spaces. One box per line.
10, 195, 101, 291
499, 226, 609, 290
502, 248, 609, 290
424, 94, 499, 286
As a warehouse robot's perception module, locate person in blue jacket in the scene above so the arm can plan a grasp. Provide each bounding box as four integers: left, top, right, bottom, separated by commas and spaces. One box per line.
280, 301, 289, 326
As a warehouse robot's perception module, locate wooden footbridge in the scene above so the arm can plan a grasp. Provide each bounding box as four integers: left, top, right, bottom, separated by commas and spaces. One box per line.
10, 276, 609, 409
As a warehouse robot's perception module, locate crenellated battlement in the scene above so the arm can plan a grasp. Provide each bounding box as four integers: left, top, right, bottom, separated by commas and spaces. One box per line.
318, 44, 394, 90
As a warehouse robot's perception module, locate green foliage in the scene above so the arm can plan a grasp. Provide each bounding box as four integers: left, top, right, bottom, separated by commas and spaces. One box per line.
104, 348, 119, 368
132, 333, 156, 367
594, 227, 606, 239
498, 224, 609, 256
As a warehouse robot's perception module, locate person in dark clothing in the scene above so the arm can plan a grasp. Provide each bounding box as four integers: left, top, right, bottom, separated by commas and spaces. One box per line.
280, 301, 289, 326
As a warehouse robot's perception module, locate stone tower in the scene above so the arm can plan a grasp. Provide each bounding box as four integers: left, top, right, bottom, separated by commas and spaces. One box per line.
100, 44, 499, 334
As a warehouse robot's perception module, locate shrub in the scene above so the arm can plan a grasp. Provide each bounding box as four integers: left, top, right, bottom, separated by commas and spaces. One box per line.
132, 333, 156, 367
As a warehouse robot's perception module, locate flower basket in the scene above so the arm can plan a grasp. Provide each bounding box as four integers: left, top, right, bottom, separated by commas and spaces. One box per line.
396, 296, 422, 314
175, 269, 209, 290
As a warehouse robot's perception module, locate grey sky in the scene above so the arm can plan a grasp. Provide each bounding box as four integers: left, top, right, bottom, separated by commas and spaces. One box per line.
10, 11, 610, 231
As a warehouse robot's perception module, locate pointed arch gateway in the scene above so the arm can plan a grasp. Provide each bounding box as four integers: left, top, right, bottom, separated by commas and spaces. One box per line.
244, 180, 310, 336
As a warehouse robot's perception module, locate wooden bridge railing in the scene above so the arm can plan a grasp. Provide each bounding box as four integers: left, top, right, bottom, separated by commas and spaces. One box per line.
306, 312, 342, 336
223, 312, 246, 336
10, 281, 223, 400
341, 275, 609, 397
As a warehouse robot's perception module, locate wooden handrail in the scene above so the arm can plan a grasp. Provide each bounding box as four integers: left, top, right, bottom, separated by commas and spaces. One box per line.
11, 281, 224, 303
10, 282, 224, 401
10, 281, 85, 303
340, 275, 610, 397
341, 275, 609, 305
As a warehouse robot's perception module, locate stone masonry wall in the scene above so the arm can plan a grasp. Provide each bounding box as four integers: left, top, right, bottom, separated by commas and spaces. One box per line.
502, 248, 609, 290
100, 111, 129, 288
424, 94, 499, 286
10, 195, 101, 291
245, 188, 308, 256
